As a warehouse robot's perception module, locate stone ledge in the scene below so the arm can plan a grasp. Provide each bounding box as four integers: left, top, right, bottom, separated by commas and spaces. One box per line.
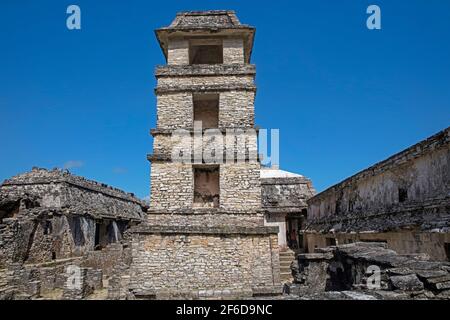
147, 208, 264, 215
132, 288, 255, 300
131, 224, 279, 235
155, 84, 256, 94
298, 252, 334, 261
305, 197, 450, 233
252, 285, 284, 297
155, 64, 256, 77
261, 176, 313, 185
263, 207, 306, 215
147, 153, 260, 163
150, 127, 259, 135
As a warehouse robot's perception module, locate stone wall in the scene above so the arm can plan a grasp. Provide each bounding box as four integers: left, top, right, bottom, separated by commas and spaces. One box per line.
152, 129, 258, 160
220, 162, 261, 212
155, 90, 255, 130
308, 127, 449, 221
149, 162, 261, 213
0, 258, 103, 300
124, 226, 280, 299
0, 167, 146, 299
223, 38, 245, 64
166, 37, 245, 66
219, 90, 255, 128
262, 176, 315, 212
137, 10, 281, 300
167, 39, 189, 65
147, 212, 265, 228
82, 242, 131, 277
156, 92, 193, 130
260, 169, 316, 250
149, 163, 193, 211
306, 127, 450, 260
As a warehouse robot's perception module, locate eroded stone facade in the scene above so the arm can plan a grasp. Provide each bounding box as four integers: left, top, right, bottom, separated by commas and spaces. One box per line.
120, 10, 282, 299
305, 127, 450, 261
0, 168, 146, 299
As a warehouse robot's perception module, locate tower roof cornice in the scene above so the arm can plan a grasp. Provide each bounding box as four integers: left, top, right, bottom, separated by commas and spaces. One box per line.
155, 10, 255, 63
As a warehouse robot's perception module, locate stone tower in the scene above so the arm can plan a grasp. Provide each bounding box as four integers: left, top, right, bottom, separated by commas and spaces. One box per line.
128, 11, 281, 299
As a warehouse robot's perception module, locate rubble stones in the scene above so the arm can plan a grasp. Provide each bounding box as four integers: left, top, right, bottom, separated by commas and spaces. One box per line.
390, 274, 424, 291
290, 242, 450, 300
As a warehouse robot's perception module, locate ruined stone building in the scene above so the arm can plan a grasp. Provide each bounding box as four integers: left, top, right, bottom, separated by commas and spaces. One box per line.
0, 167, 145, 266
2, 9, 448, 301
115, 10, 285, 299
260, 166, 316, 282
0, 167, 146, 299
305, 127, 450, 261
261, 166, 315, 252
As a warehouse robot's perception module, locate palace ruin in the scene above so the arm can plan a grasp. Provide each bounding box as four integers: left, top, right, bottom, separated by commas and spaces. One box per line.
0, 10, 449, 300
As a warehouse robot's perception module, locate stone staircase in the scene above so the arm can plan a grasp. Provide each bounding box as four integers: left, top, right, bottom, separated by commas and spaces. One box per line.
279, 249, 296, 283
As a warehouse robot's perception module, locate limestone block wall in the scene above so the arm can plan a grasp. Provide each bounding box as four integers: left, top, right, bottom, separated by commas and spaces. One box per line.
149, 163, 193, 210
152, 130, 258, 160
156, 92, 193, 129
167, 39, 189, 65
223, 38, 245, 64
150, 162, 261, 212
158, 75, 254, 89
0, 212, 96, 266
147, 212, 265, 228
219, 90, 255, 128
264, 214, 288, 249
166, 37, 245, 66
220, 162, 261, 212
128, 231, 280, 297
156, 90, 255, 130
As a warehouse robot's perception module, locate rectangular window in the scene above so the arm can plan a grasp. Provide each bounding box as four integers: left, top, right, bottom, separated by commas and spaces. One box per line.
193, 165, 220, 208
94, 223, 101, 250
189, 39, 223, 65
193, 94, 219, 128
326, 237, 336, 246
445, 243, 450, 261
399, 188, 408, 203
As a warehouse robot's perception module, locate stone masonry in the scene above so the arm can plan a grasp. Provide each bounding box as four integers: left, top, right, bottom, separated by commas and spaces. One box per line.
0, 167, 146, 299
120, 11, 282, 299
305, 127, 450, 261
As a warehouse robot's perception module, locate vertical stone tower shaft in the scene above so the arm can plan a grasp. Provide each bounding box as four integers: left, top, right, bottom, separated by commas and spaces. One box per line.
129, 11, 281, 299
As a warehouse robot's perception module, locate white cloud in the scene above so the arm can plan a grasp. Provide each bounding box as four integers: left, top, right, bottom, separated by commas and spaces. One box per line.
112, 167, 127, 174
63, 160, 84, 170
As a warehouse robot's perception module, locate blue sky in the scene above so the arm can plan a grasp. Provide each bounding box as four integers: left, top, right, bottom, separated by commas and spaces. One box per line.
1, 1, 449, 199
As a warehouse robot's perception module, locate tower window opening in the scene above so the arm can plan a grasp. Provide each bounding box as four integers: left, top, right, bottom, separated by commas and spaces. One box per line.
193, 165, 220, 208
193, 94, 219, 128
189, 39, 223, 65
